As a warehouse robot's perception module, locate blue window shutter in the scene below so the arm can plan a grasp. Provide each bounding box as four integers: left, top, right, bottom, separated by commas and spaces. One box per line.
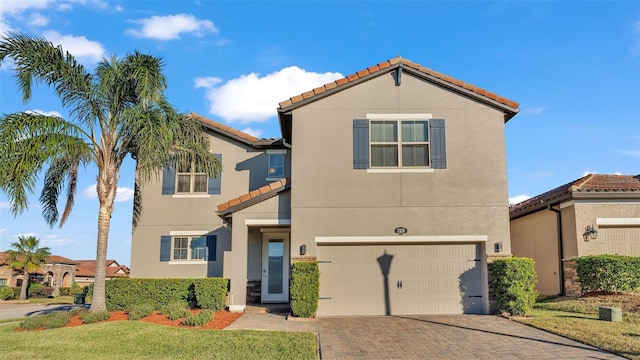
208, 154, 222, 195
430, 119, 447, 169
353, 119, 369, 169
160, 236, 171, 262
161, 165, 176, 195
206, 235, 217, 261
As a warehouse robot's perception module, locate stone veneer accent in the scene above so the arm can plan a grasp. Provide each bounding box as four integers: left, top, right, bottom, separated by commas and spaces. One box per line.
246, 280, 261, 304
563, 258, 581, 297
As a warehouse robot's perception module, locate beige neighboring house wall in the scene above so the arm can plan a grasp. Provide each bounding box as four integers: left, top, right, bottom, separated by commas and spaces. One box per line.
510, 174, 640, 296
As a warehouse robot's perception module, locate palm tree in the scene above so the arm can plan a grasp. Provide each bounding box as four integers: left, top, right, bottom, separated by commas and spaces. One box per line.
8, 235, 51, 301
0, 33, 220, 311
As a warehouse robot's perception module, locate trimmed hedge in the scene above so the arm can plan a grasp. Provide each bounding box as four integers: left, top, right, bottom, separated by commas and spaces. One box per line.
490, 257, 538, 316
290, 261, 319, 318
105, 278, 228, 311
575, 255, 640, 294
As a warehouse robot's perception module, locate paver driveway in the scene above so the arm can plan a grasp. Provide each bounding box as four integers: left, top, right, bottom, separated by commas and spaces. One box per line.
317, 315, 625, 360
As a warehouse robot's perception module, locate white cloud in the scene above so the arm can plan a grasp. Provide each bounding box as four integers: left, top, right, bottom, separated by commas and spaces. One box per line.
28, 13, 48, 27
0, 201, 10, 209
42, 31, 105, 65
509, 195, 531, 205
0, 228, 6, 233
12, 232, 37, 239
0, 0, 55, 15
42, 233, 78, 246
241, 127, 263, 138
127, 13, 217, 40
522, 106, 547, 115
26, 109, 63, 117
82, 184, 134, 202
197, 66, 343, 124
194, 76, 222, 88
582, 170, 595, 177
614, 150, 640, 158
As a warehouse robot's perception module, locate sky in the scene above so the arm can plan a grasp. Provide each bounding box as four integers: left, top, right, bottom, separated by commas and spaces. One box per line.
0, 0, 638, 266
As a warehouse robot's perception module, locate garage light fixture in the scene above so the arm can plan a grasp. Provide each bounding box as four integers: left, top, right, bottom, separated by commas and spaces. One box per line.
494, 242, 503, 253
394, 227, 407, 235
583, 225, 597, 242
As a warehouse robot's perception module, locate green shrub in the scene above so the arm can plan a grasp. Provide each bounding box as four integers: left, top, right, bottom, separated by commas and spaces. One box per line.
490, 257, 538, 316
81, 310, 111, 324
69, 282, 83, 295
128, 304, 155, 320
28, 286, 54, 298
575, 255, 640, 294
290, 261, 319, 318
181, 309, 214, 326
70, 308, 89, 318
10, 287, 20, 299
20, 311, 71, 330
192, 279, 228, 310
0, 287, 15, 300
59, 287, 71, 296
159, 302, 191, 320
105, 278, 228, 311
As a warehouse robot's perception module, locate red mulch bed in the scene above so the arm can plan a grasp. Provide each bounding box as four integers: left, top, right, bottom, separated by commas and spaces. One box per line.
62, 310, 242, 330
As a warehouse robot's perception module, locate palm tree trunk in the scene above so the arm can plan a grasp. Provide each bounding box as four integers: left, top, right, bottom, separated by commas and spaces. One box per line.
19, 270, 28, 301
90, 162, 118, 312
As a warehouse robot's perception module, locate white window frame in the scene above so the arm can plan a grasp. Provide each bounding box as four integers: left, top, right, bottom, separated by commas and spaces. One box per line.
168, 231, 208, 263
367, 114, 433, 169
266, 149, 286, 181
176, 161, 208, 194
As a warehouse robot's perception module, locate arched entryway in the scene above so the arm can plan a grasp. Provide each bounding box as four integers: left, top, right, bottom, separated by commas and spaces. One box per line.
62, 272, 71, 287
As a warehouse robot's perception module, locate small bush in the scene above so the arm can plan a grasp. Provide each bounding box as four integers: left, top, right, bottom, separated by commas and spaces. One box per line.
491, 257, 538, 316
181, 310, 214, 326
28, 286, 54, 299
128, 304, 155, 320
69, 282, 83, 295
290, 261, 319, 318
575, 255, 640, 294
59, 287, 71, 296
159, 302, 191, 320
81, 310, 111, 324
21, 311, 71, 330
0, 287, 15, 300
70, 308, 89, 318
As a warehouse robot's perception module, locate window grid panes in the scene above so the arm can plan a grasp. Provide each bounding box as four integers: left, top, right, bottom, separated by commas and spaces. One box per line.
268, 154, 285, 178
172, 236, 207, 261
0, 278, 7, 287
370, 120, 429, 167
176, 162, 208, 194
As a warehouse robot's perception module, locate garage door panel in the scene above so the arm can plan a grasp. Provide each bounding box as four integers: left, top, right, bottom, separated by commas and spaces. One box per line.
318, 244, 484, 316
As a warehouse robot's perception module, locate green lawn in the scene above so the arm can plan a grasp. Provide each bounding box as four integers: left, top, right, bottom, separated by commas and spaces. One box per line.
514, 294, 640, 360
0, 321, 317, 360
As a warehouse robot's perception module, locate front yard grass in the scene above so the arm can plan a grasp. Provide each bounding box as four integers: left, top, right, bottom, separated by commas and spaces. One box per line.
0, 321, 317, 360
514, 294, 640, 360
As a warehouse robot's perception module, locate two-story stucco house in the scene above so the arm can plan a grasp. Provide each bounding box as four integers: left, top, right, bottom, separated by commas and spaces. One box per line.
130, 57, 520, 316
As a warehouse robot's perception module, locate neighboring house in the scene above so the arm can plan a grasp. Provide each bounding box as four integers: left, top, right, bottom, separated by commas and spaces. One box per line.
73, 260, 131, 287
131, 56, 520, 316
0, 252, 75, 294
510, 174, 640, 296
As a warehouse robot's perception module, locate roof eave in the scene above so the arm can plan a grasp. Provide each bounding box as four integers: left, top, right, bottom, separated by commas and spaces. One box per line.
217, 185, 291, 219
510, 191, 640, 219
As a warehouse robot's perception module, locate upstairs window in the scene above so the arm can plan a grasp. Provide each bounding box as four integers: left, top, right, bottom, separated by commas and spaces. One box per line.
370, 120, 429, 167
266, 149, 286, 180
177, 162, 208, 194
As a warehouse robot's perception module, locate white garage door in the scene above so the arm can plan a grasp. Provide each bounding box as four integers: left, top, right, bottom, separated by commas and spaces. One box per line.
317, 243, 484, 316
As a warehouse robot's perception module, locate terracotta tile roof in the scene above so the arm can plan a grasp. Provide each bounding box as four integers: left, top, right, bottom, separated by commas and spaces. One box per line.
510, 174, 640, 218
74, 260, 130, 278
189, 113, 259, 143
46, 255, 75, 264
217, 178, 290, 217
0, 251, 9, 265
278, 56, 519, 114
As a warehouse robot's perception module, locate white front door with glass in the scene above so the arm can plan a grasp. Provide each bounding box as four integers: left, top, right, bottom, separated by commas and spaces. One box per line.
261, 233, 290, 303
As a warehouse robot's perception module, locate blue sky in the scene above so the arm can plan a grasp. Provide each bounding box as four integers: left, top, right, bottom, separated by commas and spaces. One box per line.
0, 1, 638, 266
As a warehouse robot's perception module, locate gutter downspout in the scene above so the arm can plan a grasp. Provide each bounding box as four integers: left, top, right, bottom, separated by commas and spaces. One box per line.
547, 205, 565, 295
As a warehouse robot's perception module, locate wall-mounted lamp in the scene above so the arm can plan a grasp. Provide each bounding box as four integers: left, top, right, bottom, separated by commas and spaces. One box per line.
394, 227, 408, 236
494, 242, 503, 253
583, 225, 598, 242
299, 244, 306, 256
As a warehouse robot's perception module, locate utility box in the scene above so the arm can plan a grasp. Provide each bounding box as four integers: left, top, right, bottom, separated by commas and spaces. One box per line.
599, 306, 622, 322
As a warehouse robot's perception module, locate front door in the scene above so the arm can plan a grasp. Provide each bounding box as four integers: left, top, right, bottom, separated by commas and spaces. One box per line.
261, 233, 290, 303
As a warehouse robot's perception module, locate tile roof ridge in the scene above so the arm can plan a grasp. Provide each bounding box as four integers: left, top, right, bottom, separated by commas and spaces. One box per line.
570, 173, 594, 192
278, 56, 519, 111
189, 112, 259, 142
217, 178, 290, 213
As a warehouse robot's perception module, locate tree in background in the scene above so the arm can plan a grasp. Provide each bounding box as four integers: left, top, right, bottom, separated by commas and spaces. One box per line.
0, 33, 221, 311
8, 236, 51, 301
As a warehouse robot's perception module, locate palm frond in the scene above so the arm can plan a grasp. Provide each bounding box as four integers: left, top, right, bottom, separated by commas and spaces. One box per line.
132, 178, 143, 229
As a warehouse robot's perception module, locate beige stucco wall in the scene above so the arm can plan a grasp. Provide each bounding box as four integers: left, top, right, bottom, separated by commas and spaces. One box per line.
573, 201, 640, 257
130, 129, 289, 279
510, 210, 561, 295
287, 72, 512, 259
